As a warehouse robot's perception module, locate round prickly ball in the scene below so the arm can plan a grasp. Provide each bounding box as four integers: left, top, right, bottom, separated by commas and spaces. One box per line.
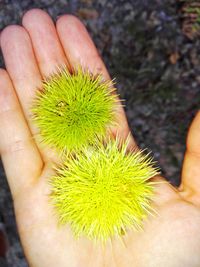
32, 68, 117, 152
50, 139, 159, 242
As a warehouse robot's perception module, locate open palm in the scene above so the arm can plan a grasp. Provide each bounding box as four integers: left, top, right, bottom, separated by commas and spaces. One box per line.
0, 9, 200, 267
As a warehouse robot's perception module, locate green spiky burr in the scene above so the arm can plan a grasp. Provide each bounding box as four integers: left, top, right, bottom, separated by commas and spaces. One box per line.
32, 67, 117, 152
50, 138, 159, 242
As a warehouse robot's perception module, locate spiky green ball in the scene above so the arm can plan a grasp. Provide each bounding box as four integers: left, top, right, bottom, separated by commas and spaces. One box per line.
50, 139, 159, 242
32, 68, 117, 152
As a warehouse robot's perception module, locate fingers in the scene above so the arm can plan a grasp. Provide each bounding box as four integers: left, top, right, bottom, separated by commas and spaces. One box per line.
1, 9, 135, 158
22, 9, 69, 76
0, 10, 69, 162
180, 111, 200, 201
0, 69, 43, 197
0, 25, 42, 118
56, 15, 135, 146
0, 25, 53, 161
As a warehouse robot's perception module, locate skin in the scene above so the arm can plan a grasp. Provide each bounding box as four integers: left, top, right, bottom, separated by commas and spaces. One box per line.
0, 8, 200, 267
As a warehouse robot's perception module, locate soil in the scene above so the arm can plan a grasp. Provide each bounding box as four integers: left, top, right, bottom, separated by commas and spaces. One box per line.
0, 0, 199, 266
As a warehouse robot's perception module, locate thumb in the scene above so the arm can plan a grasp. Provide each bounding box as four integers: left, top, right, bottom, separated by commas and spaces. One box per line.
180, 111, 200, 200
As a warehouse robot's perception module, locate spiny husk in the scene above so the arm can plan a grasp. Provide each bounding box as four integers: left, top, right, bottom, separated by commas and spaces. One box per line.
32, 67, 118, 152
50, 138, 159, 242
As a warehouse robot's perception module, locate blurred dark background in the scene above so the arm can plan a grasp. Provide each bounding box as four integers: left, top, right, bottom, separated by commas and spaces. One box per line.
0, 0, 199, 266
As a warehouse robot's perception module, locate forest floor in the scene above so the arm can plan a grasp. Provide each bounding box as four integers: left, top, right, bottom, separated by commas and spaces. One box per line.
0, 0, 199, 266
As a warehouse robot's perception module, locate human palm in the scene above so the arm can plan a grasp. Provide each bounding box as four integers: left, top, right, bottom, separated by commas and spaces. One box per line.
0, 9, 200, 267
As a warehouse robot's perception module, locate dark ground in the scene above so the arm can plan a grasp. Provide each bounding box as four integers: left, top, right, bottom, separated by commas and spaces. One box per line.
0, 0, 199, 266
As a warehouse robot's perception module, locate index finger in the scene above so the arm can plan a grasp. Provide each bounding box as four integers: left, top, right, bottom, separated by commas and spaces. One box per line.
56, 15, 136, 146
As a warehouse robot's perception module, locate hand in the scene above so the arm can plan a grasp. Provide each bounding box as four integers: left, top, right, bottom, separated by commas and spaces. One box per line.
0, 9, 200, 267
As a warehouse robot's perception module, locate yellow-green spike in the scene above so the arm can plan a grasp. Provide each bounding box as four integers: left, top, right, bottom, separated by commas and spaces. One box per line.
50, 138, 159, 242
31, 67, 117, 152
